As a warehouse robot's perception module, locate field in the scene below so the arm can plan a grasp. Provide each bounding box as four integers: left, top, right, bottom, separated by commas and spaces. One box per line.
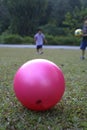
0, 47, 87, 130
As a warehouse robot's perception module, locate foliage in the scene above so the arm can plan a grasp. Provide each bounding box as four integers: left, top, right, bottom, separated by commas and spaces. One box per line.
63, 7, 87, 34
23, 36, 34, 44
0, 48, 87, 129
1, 34, 23, 44
0, 34, 81, 45
46, 35, 81, 45
6, 0, 48, 35
46, 35, 56, 45
0, 0, 87, 36
0, 0, 10, 34
40, 24, 66, 36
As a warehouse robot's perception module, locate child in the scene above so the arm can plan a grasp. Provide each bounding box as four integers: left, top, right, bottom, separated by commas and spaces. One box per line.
34, 29, 47, 54
80, 17, 87, 59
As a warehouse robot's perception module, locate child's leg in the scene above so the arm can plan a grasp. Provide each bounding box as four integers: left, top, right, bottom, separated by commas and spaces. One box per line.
82, 49, 85, 57
80, 40, 86, 59
81, 49, 85, 59
37, 48, 39, 53
36, 45, 43, 54
36, 45, 40, 54
39, 46, 43, 54
40, 47, 43, 53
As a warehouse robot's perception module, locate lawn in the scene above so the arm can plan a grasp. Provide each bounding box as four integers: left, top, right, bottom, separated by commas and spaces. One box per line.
0, 47, 87, 130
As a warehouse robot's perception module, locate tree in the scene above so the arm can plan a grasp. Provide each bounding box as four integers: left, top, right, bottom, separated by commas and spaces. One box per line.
67, 0, 81, 11
51, 0, 69, 26
7, 0, 48, 35
63, 7, 87, 35
0, 0, 10, 34
1, 0, 87, 36
81, 0, 87, 8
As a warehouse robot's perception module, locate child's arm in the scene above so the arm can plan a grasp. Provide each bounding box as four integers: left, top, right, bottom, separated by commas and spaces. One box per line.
82, 33, 87, 36
44, 38, 47, 44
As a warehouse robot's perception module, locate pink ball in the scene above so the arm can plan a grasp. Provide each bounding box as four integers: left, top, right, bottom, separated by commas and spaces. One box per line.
13, 59, 65, 111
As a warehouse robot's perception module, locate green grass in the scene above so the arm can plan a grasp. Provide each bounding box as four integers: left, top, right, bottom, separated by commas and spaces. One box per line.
0, 48, 87, 130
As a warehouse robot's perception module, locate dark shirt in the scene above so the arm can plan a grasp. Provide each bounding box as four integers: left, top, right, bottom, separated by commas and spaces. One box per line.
83, 25, 87, 40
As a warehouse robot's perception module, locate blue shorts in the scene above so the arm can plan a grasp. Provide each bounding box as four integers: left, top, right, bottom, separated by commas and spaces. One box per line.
36, 45, 42, 49
80, 39, 87, 50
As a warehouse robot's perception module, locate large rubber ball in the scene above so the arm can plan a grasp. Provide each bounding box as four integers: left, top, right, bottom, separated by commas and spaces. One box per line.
13, 59, 65, 111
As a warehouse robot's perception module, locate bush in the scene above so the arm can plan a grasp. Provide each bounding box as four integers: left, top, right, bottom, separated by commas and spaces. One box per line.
23, 36, 33, 44
0, 35, 1, 43
59, 35, 81, 45
0, 33, 81, 46
46, 35, 57, 45
1, 34, 23, 44
46, 34, 81, 46
41, 24, 66, 36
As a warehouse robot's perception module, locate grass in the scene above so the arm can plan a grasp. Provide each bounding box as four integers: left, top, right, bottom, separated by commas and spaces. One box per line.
0, 47, 87, 130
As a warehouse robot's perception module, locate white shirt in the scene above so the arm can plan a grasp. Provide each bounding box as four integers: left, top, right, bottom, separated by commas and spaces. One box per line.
34, 33, 45, 46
